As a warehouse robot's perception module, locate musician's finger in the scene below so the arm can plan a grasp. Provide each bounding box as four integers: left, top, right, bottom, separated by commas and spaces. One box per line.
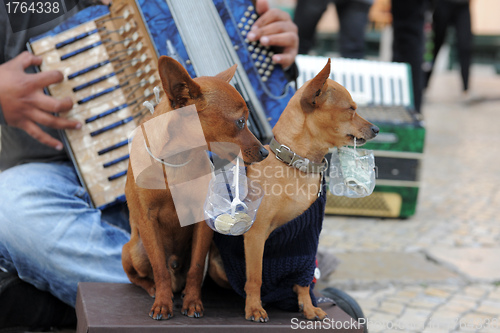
271, 50, 296, 69
32, 92, 73, 114
32, 70, 65, 89
252, 8, 291, 31
21, 119, 65, 150
17, 51, 43, 70
258, 31, 298, 50
29, 107, 81, 130
255, 0, 270, 16
251, 21, 297, 42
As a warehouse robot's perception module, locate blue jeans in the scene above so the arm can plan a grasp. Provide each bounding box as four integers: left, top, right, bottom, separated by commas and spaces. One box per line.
0, 161, 131, 306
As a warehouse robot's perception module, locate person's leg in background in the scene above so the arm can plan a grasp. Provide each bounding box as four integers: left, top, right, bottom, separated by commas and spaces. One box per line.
424, 0, 453, 89
293, 0, 330, 54
0, 161, 131, 329
335, 0, 371, 59
391, 0, 426, 113
453, 1, 473, 93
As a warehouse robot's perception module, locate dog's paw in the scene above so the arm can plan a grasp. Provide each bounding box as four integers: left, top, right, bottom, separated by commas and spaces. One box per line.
245, 304, 269, 323
299, 303, 328, 321
181, 294, 204, 318
149, 299, 174, 320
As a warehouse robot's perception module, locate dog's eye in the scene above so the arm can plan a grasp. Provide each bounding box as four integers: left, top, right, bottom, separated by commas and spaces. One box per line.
236, 118, 246, 129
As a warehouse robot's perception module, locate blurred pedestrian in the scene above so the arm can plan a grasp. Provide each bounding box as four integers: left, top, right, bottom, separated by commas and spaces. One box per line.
369, 0, 426, 113
424, 0, 473, 101
294, 0, 374, 59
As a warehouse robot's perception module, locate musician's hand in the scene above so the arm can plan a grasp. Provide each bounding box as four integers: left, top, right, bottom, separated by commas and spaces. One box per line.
369, 0, 392, 30
247, 0, 298, 69
0, 51, 79, 150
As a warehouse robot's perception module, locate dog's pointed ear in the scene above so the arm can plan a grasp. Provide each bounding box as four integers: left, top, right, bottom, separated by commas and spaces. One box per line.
215, 64, 237, 83
300, 58, 331, 112
158, 56, 202, 108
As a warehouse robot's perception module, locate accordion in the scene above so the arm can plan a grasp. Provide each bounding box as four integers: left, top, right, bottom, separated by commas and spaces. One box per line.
28, 0, 295, 209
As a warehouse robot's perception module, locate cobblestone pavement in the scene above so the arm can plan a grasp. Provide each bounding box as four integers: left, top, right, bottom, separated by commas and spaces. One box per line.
318, 66, 500, 333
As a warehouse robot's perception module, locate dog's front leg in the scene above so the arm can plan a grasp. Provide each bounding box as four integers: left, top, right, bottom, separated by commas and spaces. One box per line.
243, 229, 268, 322
141, 209, 175, 320
181, 222, 213, 318
293, 284, 328, 320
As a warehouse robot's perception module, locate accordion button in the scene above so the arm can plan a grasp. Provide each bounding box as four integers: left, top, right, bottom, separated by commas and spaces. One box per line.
258, 55, 264, 61
265, 70, 271, 76
265, 57, 271, 63
244, 38, 250, 43
247, 19, 254, 25
245, 25, 250, 30
251, 53, 258, 59
268, 64, 274, 70
248, 45, 254, 52
238, 23, 243, 29
251, 13, 257, 20
254, 47, 261, 53
261, 63, 267, 69
241, 30, 247, 36
241, 17, 246, 23
255, 61, 261, 67
248, 6, 254, 11
261, 49, 267, 55
244, 11, 250, 17
262, 76, 268, 82
258, 68, 264, 74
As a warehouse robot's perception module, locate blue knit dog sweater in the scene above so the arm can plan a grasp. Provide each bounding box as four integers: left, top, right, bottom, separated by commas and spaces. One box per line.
213, 181, 327, 311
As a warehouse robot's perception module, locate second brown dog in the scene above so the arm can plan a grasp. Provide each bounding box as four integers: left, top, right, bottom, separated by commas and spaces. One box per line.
209, 59, 379, 322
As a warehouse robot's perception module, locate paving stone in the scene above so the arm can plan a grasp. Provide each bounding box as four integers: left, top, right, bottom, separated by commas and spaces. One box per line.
425, 287, 453, 299
487, 288, 500, 301
429, 311, 462, 330
440, 296, 478, 313
409, 296, 446, 309
463, 285, 491, 298
481, 327, 500, 333
475, 299, 500, 316
355, 286, 396, 303
378, 301, 406, 315
385, 295, 416, 304
425, 248, 500, 282
421, 328, 451, 333
397, 308, 433, 331
458, 312, 497, 332
365, 312, 399, 332
331, 252, 459, 288
357, 299, 379, 313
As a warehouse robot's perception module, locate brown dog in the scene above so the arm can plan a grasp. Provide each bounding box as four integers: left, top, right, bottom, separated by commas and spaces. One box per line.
209, 59, 379, 321
122, 56, 268, 320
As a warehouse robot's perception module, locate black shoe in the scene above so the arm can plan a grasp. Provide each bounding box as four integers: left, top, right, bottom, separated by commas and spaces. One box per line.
320, 287, 368, 333
0, 271, 76, 331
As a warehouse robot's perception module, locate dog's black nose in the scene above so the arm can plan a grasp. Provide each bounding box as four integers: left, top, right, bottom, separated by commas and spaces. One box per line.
259, 146, 269, 159
371, 125, 380, 136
